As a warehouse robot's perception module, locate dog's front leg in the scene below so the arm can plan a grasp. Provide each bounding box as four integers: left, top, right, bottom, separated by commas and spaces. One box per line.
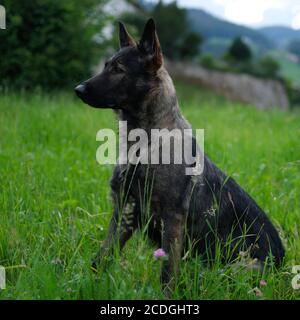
92, 206, 119, 269
92, 201, 139, 269
160, 213, 184, 295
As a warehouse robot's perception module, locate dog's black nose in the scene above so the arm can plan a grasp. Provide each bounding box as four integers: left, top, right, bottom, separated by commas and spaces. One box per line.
75, 84, 86, 98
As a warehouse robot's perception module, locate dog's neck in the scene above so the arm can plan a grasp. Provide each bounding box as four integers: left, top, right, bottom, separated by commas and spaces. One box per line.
117, 67, 191, 133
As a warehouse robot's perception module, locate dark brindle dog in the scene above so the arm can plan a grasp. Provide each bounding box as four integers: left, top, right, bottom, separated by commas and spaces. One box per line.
75, 19, 284, 291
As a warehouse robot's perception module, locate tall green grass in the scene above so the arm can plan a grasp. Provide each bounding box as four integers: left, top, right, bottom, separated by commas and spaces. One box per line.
0, 82, 299, 299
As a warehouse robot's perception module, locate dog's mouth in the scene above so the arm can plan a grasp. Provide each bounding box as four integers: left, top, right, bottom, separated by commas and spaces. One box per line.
84, 101, 118, 109
90, 101, 119, 109
106, 101, 118, 108
76, 94, 118, 109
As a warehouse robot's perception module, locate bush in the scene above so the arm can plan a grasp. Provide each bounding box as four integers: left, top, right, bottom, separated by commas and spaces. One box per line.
259, 56, 280, 78
0, 0, 107, 90
283, 78, 300, 107
200, 53, 215, 69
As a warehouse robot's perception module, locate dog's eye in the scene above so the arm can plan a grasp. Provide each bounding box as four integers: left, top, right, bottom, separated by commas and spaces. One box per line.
104, 61, 109, 68
114, 64, 125, 73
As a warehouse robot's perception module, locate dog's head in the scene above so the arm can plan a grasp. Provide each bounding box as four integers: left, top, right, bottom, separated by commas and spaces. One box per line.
75, 19, 163, 109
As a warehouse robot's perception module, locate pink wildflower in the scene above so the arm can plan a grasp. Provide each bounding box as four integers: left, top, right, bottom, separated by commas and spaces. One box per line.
154, 248, 166, 259
260, 279, 267, 287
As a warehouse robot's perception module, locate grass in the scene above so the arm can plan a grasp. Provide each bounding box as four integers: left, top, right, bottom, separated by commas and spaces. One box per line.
0, 81, 300, 299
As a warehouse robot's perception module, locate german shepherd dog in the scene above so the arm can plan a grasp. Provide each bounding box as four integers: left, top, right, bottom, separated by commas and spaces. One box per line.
75, 19, 284, 292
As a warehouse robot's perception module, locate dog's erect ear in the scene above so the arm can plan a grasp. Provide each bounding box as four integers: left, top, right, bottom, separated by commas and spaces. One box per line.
139, 18, 163, 70
118, 21, 135, 48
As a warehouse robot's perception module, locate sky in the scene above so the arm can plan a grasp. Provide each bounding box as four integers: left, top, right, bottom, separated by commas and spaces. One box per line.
163, 0, 300, 29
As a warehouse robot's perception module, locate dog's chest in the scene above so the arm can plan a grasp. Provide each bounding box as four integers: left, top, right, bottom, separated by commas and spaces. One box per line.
110, 164, 147, 196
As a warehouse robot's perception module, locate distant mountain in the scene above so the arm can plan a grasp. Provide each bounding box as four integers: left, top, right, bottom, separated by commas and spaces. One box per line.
187, 9, 274, 55
259, 26, 300, 48
137, 1, 275, 54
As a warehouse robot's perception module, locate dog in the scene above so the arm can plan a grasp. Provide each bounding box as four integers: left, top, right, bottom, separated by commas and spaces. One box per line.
75, 19, 285, 292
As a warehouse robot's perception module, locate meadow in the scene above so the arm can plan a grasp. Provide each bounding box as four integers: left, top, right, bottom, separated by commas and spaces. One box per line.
0, 81, 299, 299
270, 50, 300, 87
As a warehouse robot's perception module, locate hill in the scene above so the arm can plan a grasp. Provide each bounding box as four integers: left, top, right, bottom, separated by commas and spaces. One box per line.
259, 26, 300, 48
187, 8, 274, 54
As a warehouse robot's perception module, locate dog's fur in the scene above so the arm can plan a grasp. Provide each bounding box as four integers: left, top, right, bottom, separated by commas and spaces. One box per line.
75, 19, 285, 291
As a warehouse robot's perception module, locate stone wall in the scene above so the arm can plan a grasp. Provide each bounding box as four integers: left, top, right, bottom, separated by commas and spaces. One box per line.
165, 60, 289, 110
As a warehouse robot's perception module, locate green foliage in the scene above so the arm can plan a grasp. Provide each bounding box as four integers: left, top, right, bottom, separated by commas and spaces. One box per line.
199, 53, 215, 69
0, 0, 107, 90
283, 78, 300, 107
178, 32, 202, 59
0, 82, 299, 299
235, 55, 281, 80
258, 56, 280, 78
203, 41, 282, 82
227, 37, 252, 62
287, 39, 300, 61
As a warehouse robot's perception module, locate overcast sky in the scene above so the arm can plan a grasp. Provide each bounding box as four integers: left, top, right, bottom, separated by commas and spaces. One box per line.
162, 0, 300, 29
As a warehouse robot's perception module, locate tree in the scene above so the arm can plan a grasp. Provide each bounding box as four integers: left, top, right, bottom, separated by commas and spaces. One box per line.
178, 32, 202, 59
227, 37, 252, 62
287, 39, 300, 61
152, 1, 201, 60
121, 1, 202, 60
0, 0, 108, 89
